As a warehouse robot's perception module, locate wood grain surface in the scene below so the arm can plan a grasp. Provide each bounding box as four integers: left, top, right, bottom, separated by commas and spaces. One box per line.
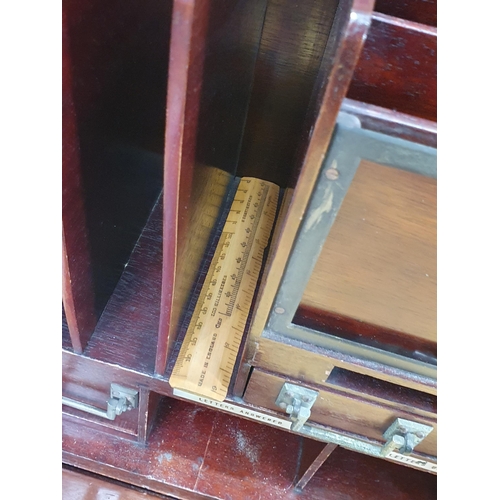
236, 0, 340, 186
244, 369, 437, 457
64, 396, 437, 499
62, 8, 96, 353
374, 0, 436, 26
158, 0, 269, 374
62, 1, 440, 496
64, 0, 167, 319
295, 306, 437, 360
301, 160, 436, 343
83, 200, 163, 374
237, 0, 376, 396
341, 97, 437, 148
348, 13, 437, 121
253, 335, 437, 395
63, 466, 173, 499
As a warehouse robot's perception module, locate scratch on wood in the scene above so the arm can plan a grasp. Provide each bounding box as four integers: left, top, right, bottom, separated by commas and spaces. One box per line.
304, 189, 334, 233
193, 414, 217, 491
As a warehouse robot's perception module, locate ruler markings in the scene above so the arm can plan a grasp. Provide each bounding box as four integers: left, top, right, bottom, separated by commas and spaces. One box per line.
169, 177, 279, 401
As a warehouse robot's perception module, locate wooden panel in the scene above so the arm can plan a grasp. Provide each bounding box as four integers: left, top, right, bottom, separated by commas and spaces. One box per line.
158, 0, 268, 373
63, 0, 167, 317
63, 467, 174, 499
244, 369, 437, 457
375, 0, 436, 26
157, 0, 210, 370
62, 306, 73, 351
194, 0, 269, 174
235, 0, 376, 395
341, 97, 437, 148
252, 342, 436, 418
138, 389, 163, 444
62, 8, 96, 353
348, 14, 437, 121
236, 0, 340, 186
295, 307, 437, 361
64, 0, 169, 318
64, 396, 437, 499
62, 377, 140, 438
64, 397, 302, 499
325, 367, 436, 415
84, 200, 163, 373
300, 160, 436, 344
305, 445, 436, 498
64, 0, 172, 152
252, 336, 437, 395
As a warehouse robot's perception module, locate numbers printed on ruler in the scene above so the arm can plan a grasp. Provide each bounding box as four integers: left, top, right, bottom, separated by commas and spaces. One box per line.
169, 177, 279, 401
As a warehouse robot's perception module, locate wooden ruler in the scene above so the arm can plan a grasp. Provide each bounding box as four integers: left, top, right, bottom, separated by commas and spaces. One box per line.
169, 177, 279, 401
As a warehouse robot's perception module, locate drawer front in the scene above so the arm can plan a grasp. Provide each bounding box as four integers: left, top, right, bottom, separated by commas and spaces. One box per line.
244, 369, 437, 458
62, 351, 142, 437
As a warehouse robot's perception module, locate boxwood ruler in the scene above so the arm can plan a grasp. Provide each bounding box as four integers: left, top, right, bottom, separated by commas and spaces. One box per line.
169, 177, 279, 401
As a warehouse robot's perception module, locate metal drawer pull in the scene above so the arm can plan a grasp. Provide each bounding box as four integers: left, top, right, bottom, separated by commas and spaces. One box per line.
381, 418, 433, 456
62, 383, 139, 421
275, 382, 319, 431
299, 421, 437, 473
274, 382, 436, 472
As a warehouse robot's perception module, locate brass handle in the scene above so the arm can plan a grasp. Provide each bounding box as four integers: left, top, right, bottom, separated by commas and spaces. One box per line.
62, 383, 138, 421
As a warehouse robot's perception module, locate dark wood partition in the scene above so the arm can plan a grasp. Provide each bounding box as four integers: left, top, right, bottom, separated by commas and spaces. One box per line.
235, 0, 341, 187
348, 12, 437, 121
62, 9, 96, 353
63, 0, 170, 324
157, 0, 269, 374
234, 0, 376, 395
157, 0, 211, 375
374, 0, 436, 26
62, 0, 172, 439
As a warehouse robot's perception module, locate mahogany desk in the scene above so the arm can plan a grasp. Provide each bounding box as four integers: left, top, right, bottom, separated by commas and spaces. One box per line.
62, 0, 437, 497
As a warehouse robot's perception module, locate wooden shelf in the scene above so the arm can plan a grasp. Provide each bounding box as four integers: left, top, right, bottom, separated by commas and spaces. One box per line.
63, 396, 437, 500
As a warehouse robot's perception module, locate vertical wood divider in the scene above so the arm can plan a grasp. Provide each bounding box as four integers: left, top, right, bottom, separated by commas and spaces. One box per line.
234, 0, 376, 396
294, 441, 339, 491
156, 0, 210, 375
62, 9, 96, 353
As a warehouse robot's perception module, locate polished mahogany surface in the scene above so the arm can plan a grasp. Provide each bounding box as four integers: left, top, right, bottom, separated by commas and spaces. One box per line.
83, 200, 163, 373
64, 0, 169, 319
62, 9, 96, 353
158, 0, 269, 373
62, 307, 73, 351
63, 397, 437, 499
375, 0, 436, 26
348, 13, 437, 121
63, 0, 438, 496
236, 0, 340, 187
63, 466, 174, 499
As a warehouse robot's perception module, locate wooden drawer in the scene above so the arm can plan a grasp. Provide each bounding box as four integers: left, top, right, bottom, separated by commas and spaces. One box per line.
244, 368, 437, 459
238, 105, 437, 397
62, 353, 142, 438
